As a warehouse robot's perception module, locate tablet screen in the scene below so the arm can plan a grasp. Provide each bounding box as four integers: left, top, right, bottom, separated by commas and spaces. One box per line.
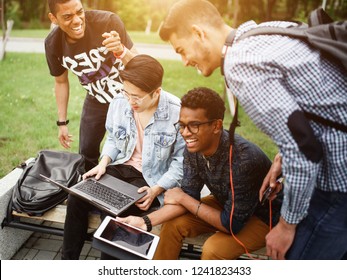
99, 218, 156, 257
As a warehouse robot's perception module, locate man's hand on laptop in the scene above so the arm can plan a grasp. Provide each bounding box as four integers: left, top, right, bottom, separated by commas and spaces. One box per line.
136, 185, 164, 211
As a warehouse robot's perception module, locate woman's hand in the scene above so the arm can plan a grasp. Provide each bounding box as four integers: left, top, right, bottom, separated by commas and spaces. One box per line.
82, 156, 110, 180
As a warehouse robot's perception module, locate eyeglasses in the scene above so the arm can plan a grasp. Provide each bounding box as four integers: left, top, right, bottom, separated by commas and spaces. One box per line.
121, 89, 151, 105
176, 120, 216, 134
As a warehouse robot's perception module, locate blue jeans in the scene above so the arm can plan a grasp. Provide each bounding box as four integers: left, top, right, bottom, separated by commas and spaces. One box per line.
286, 189, 347, 260
79, 95, 109, 171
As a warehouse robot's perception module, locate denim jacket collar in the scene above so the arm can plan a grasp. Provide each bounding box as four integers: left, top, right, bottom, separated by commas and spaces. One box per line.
154, 90, 169, 120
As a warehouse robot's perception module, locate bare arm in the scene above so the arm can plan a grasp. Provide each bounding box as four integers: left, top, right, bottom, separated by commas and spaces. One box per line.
54, 71, 73, 148
118, 188, 228, 233
165, 188, 228, 233
102, 31, 138, 65
117, 204, 187, 231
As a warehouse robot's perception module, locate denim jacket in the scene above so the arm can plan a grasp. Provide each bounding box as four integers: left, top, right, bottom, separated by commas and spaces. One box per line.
101, 90, 185, 204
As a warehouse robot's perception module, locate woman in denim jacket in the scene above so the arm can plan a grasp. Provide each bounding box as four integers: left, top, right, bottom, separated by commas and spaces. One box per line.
62, 54, 185, 259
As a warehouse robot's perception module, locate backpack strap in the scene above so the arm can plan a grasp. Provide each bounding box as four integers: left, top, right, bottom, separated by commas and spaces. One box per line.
221, 29, 237, 76
237, 25, 308, 42
309, 7, 333, 26
305, 112, 347, 133
221, 30, 240, 144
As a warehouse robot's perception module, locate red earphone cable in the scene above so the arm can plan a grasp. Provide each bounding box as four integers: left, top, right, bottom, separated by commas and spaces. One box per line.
229, 145, 254, 259
229, 145, 272, 259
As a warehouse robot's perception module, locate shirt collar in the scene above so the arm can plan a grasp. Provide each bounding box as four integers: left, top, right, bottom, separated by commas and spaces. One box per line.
200, 130, 229, 163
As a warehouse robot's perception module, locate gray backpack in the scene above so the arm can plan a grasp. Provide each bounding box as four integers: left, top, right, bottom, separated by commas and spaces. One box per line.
223, 7, 347, 138
236, 8, 347, 71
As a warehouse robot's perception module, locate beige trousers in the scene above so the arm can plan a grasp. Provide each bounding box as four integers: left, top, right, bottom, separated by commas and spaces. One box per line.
154, 195, 269, 260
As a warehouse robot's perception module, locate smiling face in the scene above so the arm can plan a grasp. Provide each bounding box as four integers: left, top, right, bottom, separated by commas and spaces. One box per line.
169, 32, 215, 77
48, 0, 86, 44
179, 107, 221, 156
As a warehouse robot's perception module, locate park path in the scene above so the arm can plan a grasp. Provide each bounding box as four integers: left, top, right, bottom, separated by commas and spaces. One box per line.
4, 37, 181, 61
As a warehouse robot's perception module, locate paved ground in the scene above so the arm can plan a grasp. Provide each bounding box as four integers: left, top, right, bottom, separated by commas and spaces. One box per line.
4, 37, 181, 60
10, 222, 101, 260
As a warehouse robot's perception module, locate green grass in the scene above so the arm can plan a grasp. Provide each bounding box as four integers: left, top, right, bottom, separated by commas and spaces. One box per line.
10, 29, 166, 44
0, 53, 277, 178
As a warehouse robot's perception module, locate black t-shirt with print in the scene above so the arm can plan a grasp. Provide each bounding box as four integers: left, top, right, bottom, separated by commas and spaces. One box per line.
45, 10, 133, 104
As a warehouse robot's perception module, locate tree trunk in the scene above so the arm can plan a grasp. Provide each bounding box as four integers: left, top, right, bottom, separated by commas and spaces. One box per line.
257, 0, 265, 21
266, 0, 277, 21
41, 0, 48, 22
286, 0, 300, 20
233, 0, 241, 28
1, 0, 5, 40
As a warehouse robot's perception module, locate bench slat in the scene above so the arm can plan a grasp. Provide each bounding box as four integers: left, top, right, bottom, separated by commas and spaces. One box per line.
12, 204, 101, 230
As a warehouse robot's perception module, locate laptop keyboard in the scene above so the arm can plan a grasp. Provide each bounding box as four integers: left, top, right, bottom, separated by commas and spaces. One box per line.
75, 180, 134, 210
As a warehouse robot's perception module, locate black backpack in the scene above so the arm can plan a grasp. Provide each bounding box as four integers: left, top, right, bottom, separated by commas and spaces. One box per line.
11, 150, 85, 216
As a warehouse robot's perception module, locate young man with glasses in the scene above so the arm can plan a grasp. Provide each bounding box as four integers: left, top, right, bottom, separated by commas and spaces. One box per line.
118, 87, 283, 260
62, 55, 185, 259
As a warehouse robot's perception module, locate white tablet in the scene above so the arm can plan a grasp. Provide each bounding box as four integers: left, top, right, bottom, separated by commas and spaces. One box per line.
93, 216, 160, 260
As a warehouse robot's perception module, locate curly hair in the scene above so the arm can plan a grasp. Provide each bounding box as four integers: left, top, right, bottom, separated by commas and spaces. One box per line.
48, 0, 75, 15
181, 87, 225, 120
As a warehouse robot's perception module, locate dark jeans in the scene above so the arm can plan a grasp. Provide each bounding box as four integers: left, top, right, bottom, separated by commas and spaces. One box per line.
286, 189, 347, 260
62, 165, 160, 260
79, 95, 109, 171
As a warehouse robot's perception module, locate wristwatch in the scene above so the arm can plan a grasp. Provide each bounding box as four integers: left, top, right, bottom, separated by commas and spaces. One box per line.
56, 120, 69, 126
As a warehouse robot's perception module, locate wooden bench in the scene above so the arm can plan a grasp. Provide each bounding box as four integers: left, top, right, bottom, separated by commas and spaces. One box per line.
5, 202, 268, 260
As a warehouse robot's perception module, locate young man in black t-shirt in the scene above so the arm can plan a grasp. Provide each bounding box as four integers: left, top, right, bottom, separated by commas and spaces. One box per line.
45, 0, 137, 170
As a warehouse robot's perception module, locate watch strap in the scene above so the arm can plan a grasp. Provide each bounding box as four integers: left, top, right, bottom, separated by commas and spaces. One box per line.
56, 120, 69, 126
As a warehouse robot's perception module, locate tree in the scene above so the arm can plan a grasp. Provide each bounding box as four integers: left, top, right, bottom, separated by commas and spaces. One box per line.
1, 0, 5, 40
1, 0, 14, 61
2, 0, 346, 32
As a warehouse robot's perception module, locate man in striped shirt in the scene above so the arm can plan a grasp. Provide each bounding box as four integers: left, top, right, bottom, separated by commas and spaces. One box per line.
159, 0, 347, 259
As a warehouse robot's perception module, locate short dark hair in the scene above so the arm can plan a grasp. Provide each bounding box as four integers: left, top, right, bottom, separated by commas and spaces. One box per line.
119, 54, 164, 93
181, 87, 225, 121
48, 0, 80, 15
159, 0, 224, 41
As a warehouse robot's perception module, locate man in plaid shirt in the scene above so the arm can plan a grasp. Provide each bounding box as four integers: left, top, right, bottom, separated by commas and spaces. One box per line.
158, 0, 347, 259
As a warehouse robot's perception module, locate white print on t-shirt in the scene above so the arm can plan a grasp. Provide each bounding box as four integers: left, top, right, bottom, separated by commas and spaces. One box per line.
62, 46, 123, 103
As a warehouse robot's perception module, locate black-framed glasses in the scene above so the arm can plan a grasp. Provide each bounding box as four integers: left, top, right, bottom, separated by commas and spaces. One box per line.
121, 89, 152, 105
176, 120, 216, 134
